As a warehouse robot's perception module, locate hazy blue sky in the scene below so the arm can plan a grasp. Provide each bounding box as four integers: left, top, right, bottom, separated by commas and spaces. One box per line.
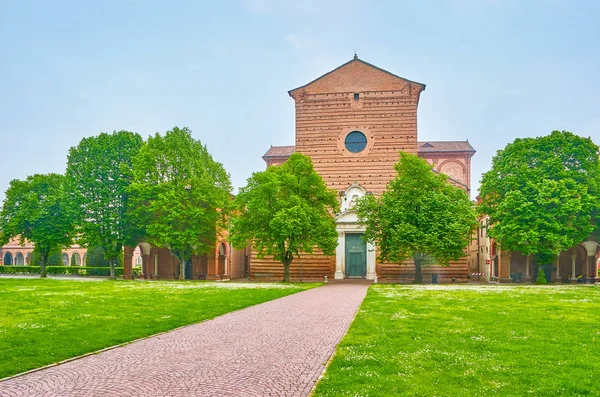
1, 0, 599, 202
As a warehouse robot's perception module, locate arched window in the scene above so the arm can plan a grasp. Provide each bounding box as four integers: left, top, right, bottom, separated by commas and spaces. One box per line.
3, 252, 13, 265
72, 253, 81, 266
62, 253, 69, 266
15, 252, 24, 265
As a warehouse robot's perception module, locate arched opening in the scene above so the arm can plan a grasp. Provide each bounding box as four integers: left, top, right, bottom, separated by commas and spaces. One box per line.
490, 241, 498, 279
25, 252, 32, 265
15, 252, 25, 266
134, 246, 143, 268
136, 242, 153, 278
3, 252, 13, 265
72, 252, 81, 266
62, 252, 69, 266
218, 243, 227, 276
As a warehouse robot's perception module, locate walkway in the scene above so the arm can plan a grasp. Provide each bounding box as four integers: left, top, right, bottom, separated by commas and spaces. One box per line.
0, 283, 369, 397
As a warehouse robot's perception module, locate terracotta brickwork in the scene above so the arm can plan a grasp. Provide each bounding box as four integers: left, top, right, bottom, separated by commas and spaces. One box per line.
0, 237, 86, 266
289, 58, 424, 196
254, 57, 475, 282
418, 141, 475, 191
123, 240, 231, 280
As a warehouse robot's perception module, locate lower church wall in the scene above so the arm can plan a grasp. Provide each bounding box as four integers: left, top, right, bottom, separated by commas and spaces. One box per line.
378, 256, 469, 283
249, 249, 335, 281
250, 248, 470, 283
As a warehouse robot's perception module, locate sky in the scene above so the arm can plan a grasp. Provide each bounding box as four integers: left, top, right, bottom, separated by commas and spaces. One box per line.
1, 0, 599, 203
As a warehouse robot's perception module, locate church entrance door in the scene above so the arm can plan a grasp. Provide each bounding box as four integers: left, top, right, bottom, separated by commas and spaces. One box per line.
345, 233, 366, 278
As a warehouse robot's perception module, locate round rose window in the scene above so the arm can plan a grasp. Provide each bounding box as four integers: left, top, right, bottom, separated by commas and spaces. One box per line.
344, 131, 367, 153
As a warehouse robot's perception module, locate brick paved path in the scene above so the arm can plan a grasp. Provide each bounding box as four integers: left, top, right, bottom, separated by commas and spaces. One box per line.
0, 283, 368, 397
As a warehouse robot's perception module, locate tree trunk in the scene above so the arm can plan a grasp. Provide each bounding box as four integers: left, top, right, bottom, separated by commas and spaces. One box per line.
109, 258, 116, 280
413, 255, 423, 284
282, 251, 293, 282
179, 257, 185, 280
40, 255, 47, 278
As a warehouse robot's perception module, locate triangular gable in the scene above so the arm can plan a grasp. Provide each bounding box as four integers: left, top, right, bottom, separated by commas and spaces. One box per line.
288, 56, 426, 98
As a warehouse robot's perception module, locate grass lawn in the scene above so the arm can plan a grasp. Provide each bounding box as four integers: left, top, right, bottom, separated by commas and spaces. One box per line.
313, 285, 600, 397
0, 278, 319, 379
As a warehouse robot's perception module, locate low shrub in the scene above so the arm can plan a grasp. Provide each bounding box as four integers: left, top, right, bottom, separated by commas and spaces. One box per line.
46, 266, 125, 276
510, 272, 524, 283
536, 268, 548, 285
0, 266, 40, 274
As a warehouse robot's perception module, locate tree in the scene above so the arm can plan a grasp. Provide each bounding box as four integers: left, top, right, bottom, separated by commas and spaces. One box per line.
129, 126, 232, 280
231, 153, 339, 282
0, 174, 74, 277
66, 130, 143, 279
357, 152, 477, 283
85, 245, 122, 267
30, 246, 62, 266
479, 131, 600, 278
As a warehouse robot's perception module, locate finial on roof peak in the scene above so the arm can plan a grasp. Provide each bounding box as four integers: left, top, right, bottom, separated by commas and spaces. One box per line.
354, 51, 358, 60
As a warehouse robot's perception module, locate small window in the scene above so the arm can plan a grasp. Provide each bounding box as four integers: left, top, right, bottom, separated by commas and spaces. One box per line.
354, 93, 360, 101
344, 131, 367, 153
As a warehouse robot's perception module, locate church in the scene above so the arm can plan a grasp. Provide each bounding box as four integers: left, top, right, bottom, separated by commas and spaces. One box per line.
0, 56, 476, 283
254, 55, 476, 282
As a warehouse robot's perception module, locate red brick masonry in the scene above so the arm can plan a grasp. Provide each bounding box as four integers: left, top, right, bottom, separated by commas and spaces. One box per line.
0, 284, 368, 397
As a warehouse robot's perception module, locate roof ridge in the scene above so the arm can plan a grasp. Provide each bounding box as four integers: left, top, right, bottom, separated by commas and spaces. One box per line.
288, 57, 425, 96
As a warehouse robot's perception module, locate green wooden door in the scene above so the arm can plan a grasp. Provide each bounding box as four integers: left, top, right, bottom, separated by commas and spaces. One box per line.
345, 233, 366, 278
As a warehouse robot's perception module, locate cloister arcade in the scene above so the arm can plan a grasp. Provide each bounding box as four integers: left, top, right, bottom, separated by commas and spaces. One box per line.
489, 239, 600, 283
0, 238, 87, 267
122, 241, 232, 280
0, 236, 247, 281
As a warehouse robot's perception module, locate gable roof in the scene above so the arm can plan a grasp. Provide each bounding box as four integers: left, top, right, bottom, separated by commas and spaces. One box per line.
418, 141, 475, 154
288, 55, 426, 97
263, 142, 475, 159
262, 145, 296, 159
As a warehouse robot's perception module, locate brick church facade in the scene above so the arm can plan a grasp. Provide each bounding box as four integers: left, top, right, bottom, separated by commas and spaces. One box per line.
255, 56, 476, 282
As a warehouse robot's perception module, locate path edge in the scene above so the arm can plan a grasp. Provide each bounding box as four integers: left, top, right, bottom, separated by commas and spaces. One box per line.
0, 283, 323, 383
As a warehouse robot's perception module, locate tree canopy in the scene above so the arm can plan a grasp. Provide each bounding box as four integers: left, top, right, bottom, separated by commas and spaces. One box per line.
129, 126, 232, 279
66, 130, 143, 279
0, 173, 74, 277
357, 152, 477, 283
478, 130, 600, 267
231, 153, 339, 282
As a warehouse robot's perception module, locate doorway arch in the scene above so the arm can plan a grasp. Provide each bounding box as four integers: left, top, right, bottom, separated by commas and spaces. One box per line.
3, 252, 13, 265
218, 243, 227, 276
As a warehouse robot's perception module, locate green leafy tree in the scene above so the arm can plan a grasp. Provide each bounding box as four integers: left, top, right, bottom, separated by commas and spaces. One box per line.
479, 131, 600, 278
357, 152, 477, 283
85, 245, 122, 267
231, 153, 339, 282
66, 130, 143, 279
0, 174, 74, 277
30, 246, 62, 266
129, 126, 232, 280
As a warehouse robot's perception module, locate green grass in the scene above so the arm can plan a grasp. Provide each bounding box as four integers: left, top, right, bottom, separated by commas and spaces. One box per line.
314, 285, 600, 397
0, 278, 319, 379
